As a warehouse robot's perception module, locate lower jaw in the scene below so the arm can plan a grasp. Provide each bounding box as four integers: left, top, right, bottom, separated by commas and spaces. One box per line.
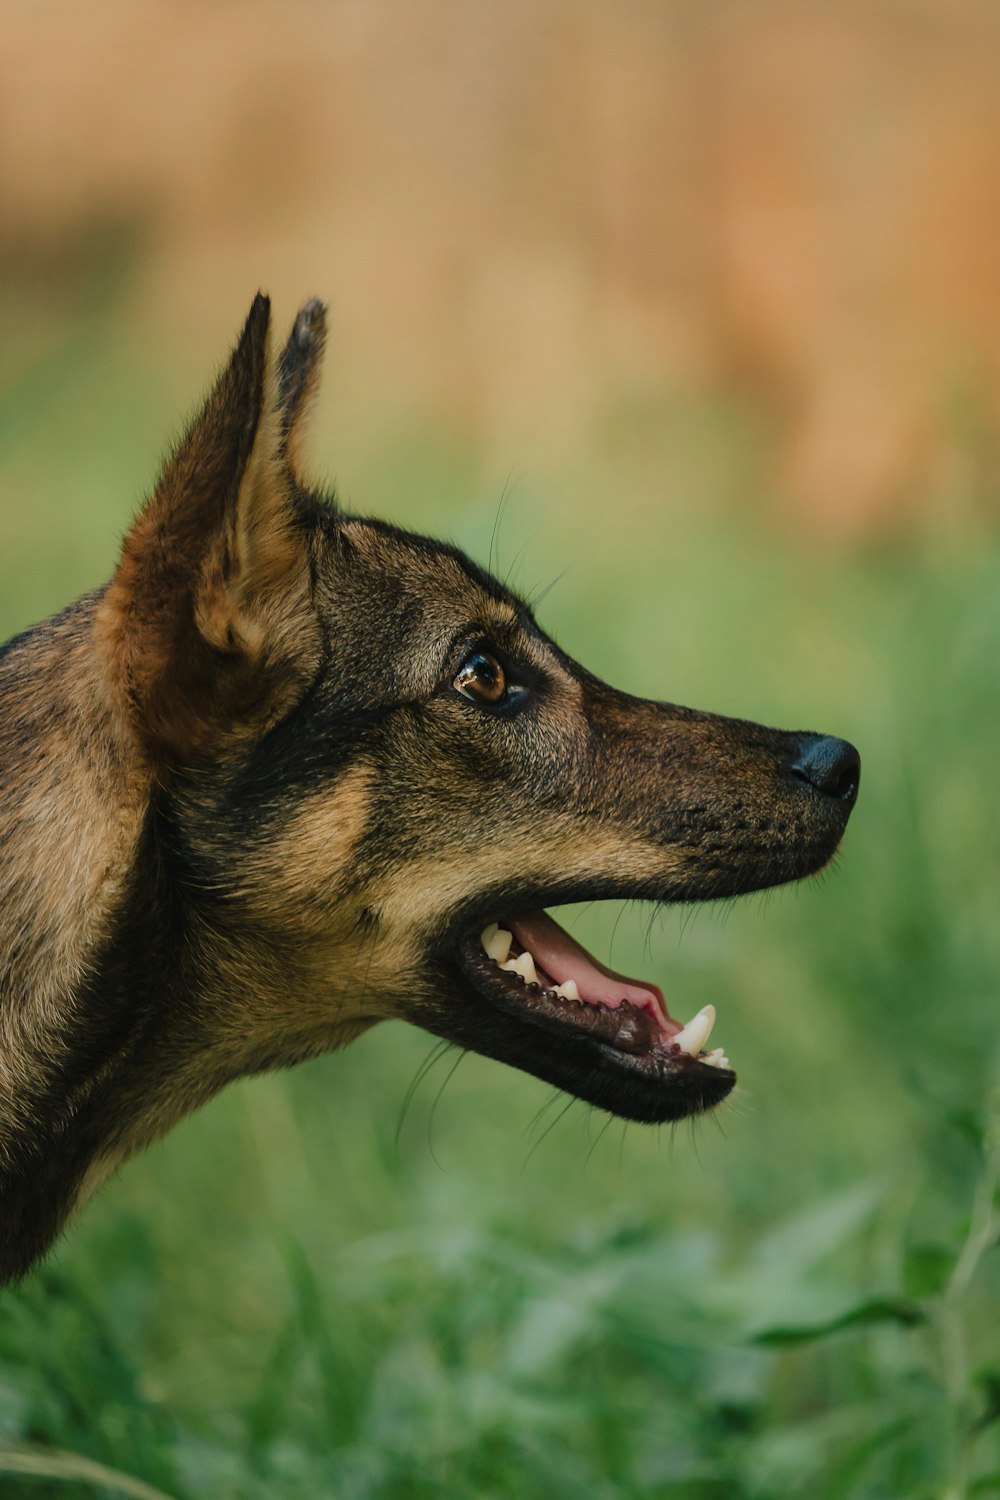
448, 935, 736, 1125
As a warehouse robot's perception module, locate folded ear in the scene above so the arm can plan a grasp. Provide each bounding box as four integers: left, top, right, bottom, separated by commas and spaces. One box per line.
100, 294, 324, 761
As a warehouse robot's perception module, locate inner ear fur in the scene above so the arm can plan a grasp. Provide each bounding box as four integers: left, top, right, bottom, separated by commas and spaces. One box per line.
99, 295, 326, 762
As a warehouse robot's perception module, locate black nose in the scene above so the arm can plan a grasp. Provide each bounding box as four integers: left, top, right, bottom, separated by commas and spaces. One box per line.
791, 734, 860, 804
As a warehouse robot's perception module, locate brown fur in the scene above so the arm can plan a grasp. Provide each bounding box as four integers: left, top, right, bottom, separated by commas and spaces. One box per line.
0, 296, 859, 1283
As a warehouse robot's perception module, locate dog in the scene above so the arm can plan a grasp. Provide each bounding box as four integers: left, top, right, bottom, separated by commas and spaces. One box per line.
0, 296, 859, 1283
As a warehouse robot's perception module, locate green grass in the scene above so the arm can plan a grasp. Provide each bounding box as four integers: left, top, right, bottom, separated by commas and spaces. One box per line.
1, 303, 999, 1499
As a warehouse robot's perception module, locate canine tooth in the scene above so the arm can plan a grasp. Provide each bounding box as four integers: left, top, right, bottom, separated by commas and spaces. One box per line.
481, 923, 512, 963
554, 979, 580, 1000
501, 951, 537, 984
673, 1004, 716, 1057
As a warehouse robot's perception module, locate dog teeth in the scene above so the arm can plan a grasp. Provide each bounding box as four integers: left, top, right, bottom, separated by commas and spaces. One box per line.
482, 929, 727, 1066
672, 1004, 716, 1057
501, 951, 538, 984
481, 923, 513, 963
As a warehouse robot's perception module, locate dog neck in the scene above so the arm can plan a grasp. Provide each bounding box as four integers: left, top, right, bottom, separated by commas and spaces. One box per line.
0, 599, 208, 1277
0, 597, 372, 1281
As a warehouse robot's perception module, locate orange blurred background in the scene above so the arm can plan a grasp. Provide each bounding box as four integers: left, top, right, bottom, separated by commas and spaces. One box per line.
3, 0, 1000, 534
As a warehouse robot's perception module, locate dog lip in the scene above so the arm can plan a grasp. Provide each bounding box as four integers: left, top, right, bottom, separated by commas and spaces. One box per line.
454, 916, 733, 1080
459, 940, 662, 1055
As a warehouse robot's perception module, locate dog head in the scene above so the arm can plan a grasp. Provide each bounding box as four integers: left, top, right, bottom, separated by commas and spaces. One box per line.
99, 296, 859, 1126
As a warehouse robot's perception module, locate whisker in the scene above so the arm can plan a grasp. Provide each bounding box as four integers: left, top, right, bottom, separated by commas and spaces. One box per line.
488, 469, 515, 576
521, 1094, 577, 1171
427, 1048, 468, 1171
524, 1088, 565, 1141
526, 569, 569, 610
584, 1110, 615, 1168
394, 1039, 454, 1151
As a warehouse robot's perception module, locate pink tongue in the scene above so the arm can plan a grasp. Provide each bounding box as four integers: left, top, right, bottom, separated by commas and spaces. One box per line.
507, 911, 677, 1036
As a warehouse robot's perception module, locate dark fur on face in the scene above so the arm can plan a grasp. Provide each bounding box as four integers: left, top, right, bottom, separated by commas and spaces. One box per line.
0, 297, 859, 1283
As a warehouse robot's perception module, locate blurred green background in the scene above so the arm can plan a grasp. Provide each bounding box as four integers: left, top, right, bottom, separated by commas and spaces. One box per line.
2, 4, 1000, 1498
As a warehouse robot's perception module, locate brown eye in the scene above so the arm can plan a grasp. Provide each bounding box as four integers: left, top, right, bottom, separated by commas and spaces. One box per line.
454, 650, 507, 705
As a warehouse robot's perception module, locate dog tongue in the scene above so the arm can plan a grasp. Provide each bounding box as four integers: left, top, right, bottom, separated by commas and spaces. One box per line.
507, 910, 677, 1037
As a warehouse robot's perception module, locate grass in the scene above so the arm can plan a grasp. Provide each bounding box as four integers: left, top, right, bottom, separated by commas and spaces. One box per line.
1, 294, 999, 1499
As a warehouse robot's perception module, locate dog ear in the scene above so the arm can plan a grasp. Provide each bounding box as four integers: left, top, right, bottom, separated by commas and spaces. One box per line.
100, 294, 323, 761
277, 298, 327, 482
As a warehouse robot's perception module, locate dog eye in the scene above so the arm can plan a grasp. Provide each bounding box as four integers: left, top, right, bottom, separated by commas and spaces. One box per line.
454, 650, 507, 705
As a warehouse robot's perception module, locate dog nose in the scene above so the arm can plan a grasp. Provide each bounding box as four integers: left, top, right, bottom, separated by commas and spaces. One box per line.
791, 734, 860, 804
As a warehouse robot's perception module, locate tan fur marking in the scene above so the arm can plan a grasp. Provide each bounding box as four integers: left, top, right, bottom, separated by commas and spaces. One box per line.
0, 600, 149, 1167
239, 765, 375, 927
372, 822, 688, 941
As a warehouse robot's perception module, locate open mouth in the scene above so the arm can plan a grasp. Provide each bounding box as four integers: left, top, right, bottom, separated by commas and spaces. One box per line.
454, 908, 735, 1119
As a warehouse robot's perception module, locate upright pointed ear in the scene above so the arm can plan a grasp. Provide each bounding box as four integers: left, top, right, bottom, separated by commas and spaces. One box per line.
99, 294, 323, 762
277, 298, 327, 482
